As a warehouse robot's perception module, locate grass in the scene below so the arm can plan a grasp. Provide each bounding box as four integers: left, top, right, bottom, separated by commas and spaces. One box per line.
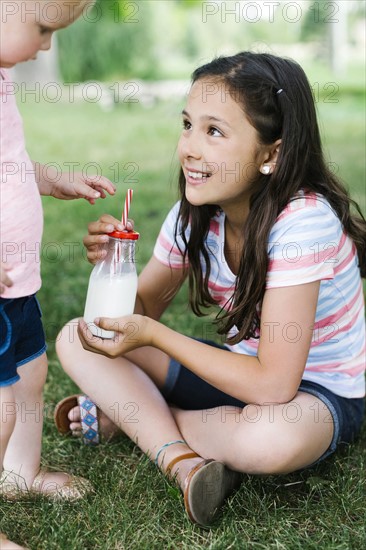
1, 90, 365, 549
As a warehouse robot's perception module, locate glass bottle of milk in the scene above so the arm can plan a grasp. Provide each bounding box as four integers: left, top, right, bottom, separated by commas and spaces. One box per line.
83, 229, 139, 338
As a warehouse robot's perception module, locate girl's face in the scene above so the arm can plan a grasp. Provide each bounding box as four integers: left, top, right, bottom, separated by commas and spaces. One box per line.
0, 0, 93, 68
178, 78, 268, 212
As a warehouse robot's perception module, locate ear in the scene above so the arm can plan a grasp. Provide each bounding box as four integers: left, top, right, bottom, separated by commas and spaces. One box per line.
259, 139, 282, 175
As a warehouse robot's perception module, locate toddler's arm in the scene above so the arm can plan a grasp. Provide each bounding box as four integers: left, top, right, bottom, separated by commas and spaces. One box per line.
0, 262, 13, 294
33, 162, 116, 204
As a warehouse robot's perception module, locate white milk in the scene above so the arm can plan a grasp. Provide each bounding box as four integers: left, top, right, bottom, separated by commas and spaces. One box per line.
84, 273, 138, 338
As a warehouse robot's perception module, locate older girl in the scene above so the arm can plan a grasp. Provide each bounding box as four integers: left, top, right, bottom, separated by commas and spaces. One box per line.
56, 52, 365, 527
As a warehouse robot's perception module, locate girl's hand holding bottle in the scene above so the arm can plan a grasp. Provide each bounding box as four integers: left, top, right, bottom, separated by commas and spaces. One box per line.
78, 313, 152, 358
83, 214, 134, 265
83, 189, 138, 339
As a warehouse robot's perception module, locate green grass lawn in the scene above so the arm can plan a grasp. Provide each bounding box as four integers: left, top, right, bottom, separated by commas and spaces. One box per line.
2, 91, 365, 549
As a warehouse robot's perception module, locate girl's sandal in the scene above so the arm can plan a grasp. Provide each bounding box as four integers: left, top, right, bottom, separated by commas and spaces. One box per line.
165, 453, 242, 527
54, 394, 121, 445
0, 469, 93, 502
0, 533, 29, 550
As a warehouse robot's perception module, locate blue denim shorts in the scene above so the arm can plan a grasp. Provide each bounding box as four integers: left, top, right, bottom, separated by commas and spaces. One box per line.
162, 340, 365, 467
0, 295, 47, 386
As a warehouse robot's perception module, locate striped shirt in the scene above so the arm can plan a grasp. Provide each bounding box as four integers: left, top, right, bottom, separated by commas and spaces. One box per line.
153, 193, 366, 398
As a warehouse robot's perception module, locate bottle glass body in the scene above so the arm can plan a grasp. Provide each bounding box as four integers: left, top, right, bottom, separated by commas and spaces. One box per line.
84, 236, 138, 338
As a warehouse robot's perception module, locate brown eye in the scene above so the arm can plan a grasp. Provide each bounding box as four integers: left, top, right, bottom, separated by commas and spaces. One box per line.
208, 126, 222, 137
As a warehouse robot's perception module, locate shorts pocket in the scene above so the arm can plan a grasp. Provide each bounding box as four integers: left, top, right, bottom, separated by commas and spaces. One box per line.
0, 305, 12, 354
32, 295, 43, 318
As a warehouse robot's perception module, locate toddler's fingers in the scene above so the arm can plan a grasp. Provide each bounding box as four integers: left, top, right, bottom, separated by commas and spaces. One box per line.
93, 185, 108, 199
74, 181, 101, 201
89, 176, 116, 196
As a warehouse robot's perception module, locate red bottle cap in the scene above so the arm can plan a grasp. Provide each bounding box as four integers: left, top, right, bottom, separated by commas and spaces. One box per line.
108, 230, 140, 240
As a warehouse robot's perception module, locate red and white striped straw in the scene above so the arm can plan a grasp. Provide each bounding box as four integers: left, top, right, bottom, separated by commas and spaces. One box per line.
121, 188, 133, 228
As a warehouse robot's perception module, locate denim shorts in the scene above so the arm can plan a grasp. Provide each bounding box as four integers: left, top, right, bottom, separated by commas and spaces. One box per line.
0, 295, 47, 386
162, 340, 365, 466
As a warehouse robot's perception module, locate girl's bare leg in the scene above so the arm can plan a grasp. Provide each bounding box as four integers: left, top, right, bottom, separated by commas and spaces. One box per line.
56, 320, 203, 477
56, 320, 334, 481
171, 394, 334, 475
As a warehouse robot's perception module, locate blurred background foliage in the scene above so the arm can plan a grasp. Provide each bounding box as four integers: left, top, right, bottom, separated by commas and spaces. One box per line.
56, 0, 365, 83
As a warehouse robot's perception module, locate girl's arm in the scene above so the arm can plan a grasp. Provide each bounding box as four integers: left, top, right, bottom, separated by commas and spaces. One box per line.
79, 279, 320, 405
136, 256, 187, 320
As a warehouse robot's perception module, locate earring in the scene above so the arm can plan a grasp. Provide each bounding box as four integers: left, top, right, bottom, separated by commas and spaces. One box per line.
261, 165, 271, 175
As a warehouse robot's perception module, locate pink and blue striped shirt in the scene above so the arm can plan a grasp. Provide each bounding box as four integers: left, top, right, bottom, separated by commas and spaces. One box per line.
154, 193, 366, 398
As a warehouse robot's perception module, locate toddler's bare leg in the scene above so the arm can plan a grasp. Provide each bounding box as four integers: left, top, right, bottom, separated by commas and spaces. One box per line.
3, 353, 83, 492
0, 385, 16, 468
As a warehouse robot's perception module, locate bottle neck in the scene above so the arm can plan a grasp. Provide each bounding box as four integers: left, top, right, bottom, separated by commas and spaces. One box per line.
108, 237, 136, 263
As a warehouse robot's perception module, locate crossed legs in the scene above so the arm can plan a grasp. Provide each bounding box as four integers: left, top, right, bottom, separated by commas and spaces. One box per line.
56, 319, 334, 482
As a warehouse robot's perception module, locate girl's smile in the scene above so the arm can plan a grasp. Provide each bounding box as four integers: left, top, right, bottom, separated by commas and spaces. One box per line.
185, 167, 212, 186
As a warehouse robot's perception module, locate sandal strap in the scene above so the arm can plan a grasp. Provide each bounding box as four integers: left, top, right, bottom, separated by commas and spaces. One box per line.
166, 452, 200, 478
78, 396, 100, 445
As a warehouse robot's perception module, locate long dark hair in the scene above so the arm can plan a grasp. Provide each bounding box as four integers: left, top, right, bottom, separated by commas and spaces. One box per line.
174, 51, 366, 343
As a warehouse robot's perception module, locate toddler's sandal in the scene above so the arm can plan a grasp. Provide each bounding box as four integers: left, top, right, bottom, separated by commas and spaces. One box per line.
31, 469, 93, 501
54, 394, 101, 445
0, 469, 93, 502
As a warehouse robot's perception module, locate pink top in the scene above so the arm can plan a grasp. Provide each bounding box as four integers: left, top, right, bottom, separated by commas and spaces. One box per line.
0, 69, 43, 298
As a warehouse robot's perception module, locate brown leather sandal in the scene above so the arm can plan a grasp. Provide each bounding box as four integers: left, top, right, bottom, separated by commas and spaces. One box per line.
165, 454, 242, 527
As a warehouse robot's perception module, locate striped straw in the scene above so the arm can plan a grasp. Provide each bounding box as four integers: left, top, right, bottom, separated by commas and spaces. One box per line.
121, 188, 133, 227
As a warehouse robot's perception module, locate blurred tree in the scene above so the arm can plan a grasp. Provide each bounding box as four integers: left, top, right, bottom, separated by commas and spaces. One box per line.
57, 0, 156, 81
300, 0, 351, 74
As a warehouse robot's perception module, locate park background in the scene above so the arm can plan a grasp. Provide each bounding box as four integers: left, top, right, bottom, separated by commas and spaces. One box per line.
4, 1, 366, 548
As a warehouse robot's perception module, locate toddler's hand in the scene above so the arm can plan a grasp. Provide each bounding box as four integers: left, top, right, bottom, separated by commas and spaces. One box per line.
0, 262, 13, 294
83, 214, 134, 264
51, 171, 116, 204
